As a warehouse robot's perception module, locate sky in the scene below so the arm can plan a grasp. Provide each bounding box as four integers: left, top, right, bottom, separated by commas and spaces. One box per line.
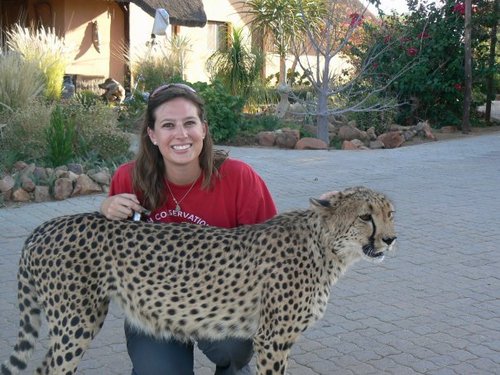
363, 0, 441, 14
377, 0, 410, 13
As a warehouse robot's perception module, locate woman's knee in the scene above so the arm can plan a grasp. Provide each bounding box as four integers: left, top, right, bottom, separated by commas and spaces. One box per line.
125, 323, 194, 375
198, 338, 253, 369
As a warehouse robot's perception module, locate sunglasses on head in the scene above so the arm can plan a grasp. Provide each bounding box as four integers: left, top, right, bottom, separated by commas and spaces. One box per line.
150, 83, 197, 97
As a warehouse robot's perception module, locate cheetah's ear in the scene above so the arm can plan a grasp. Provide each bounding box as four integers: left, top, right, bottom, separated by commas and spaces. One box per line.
310, 198, 331, 208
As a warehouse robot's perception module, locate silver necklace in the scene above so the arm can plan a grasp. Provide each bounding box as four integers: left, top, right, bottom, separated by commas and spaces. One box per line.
166, 177, 198, 211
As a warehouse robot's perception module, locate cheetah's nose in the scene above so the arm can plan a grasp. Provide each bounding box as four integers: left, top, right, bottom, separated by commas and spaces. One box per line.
383, 237, 397, 245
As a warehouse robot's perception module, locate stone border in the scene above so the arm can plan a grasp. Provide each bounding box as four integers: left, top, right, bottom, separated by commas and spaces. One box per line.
0, 161, 111, 204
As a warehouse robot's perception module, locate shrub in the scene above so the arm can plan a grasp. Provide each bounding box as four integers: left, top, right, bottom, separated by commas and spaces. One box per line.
61, 99, 130, 160
131, 35, 191, 92
193, 81, 245, 142
345, 94, 398, 134
118, 91, 148, 133
84, 128, 131, 161
0, 51, 45, 111
73, 90, 102, 108
6, 24, 73, 101
348, 0, 496, 127
240, 114, 281, 134
0, 101, 53, 163
45, 105, 75, 167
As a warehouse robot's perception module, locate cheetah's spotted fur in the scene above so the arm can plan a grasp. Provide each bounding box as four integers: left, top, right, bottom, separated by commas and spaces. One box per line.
2, 186, 396, 375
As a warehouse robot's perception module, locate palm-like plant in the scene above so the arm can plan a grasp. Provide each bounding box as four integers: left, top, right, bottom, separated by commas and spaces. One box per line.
206, 27, 263, 98
242, 0, 326, 116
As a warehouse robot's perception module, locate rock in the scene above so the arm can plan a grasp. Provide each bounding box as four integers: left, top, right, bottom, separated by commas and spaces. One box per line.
2, 189, 12, 201
54, 178, 73, 200
19, 164, 36, 178
257, 131, 276, 147
21, 176, 36, 193
328, 115, 347, 127
366, 127, 377, 141
72, 174, 101, 197
90, 170, 111, 185
403, 129, 418, 141
34, 186, 51, 202
378, 131, 405, 148
12, 188, 31, 202
55, 169, 70, 179
295, 137, 328, 150
342, 140, 357, 150
13, 161, 29, 171
302, 125, 317, 137
328, 123, 339, 136
55, 165, 68, 173
0, 175, 15, 193
422, 123, 436, 140
275, 129, 299, 149
338, 125, 368, 142
68, 171, 79, 182
342, 139, 368, 150
389, 124, 412, 132
369, 140, 385, 149
415, 121, 436, 140
67, 163, 84, 175
33, 167, 49, 182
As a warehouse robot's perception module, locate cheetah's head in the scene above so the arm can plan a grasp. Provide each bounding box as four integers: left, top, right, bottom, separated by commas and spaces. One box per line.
310, 186, 396, 263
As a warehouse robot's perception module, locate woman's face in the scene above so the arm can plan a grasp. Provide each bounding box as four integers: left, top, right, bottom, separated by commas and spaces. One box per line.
147, 97, 207, 170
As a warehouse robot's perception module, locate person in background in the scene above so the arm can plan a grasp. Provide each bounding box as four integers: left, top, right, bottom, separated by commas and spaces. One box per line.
100, 83, 277, 375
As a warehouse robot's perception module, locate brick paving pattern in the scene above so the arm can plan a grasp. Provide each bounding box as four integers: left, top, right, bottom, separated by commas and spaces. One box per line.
1, 132, 499, 374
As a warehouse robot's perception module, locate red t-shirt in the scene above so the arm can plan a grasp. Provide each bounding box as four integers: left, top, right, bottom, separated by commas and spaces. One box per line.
109, 158, 277, 228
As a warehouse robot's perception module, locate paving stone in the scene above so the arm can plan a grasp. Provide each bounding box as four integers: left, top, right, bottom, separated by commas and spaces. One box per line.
1, 133, 500, 373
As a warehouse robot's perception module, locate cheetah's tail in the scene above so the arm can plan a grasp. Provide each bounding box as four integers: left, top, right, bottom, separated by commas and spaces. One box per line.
1, 259, 42, 375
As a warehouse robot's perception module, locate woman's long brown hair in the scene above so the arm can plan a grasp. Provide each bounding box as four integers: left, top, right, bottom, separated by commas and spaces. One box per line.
132, 85, 227, 211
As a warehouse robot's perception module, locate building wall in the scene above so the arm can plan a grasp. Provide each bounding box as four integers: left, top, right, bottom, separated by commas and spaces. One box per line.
179, 0, 248, 83
63, 0, 126, 85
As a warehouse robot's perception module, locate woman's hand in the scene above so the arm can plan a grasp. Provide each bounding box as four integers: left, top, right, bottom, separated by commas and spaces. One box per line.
100, 194, 145, 220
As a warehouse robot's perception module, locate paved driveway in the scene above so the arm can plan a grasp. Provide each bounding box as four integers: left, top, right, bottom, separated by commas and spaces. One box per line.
1, 132, 499, 374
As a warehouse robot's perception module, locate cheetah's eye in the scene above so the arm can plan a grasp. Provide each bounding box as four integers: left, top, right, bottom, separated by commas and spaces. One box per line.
359, 214, 372, 222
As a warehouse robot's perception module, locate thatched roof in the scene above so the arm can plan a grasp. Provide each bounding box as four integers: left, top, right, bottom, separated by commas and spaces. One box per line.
115, 0, 207, 27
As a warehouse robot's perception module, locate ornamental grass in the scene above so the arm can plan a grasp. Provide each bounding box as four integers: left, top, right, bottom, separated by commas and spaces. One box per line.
6, 24, 74, 101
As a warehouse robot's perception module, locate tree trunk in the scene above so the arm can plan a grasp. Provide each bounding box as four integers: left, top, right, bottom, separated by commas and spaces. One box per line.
316, 56, 331, 145
485, 0, 499, 124
462, 0, 472, 134
275, 54, 289, 118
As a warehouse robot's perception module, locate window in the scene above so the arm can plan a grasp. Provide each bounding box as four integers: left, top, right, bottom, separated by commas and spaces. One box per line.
206, 21, 229, 51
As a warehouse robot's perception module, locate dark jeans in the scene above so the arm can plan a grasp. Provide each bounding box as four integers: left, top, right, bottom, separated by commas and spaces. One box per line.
125, 321, 253, 375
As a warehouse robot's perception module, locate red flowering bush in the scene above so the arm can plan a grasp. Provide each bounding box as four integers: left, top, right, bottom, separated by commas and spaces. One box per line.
349, 13, 364, 28
345, 0, 496, 127
406, 47, 418, 56
452, 2, 465, 14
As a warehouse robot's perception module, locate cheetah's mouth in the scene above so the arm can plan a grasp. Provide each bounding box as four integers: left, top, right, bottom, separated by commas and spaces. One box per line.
362, 244, 385, 261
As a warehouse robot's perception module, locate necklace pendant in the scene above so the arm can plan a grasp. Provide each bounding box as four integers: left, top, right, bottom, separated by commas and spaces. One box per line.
175, 203, 181, 211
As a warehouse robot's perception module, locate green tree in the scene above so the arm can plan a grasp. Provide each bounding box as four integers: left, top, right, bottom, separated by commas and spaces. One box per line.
242, 0, 326, 117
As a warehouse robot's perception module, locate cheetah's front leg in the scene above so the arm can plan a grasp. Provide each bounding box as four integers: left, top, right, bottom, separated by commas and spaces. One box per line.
253, 334, 295, 375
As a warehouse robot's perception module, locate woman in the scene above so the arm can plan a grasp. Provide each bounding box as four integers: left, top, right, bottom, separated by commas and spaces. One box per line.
101, 83, 277, 375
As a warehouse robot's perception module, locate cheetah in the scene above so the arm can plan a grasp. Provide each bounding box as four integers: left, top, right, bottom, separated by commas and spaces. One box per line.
2, 186, 396, 375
